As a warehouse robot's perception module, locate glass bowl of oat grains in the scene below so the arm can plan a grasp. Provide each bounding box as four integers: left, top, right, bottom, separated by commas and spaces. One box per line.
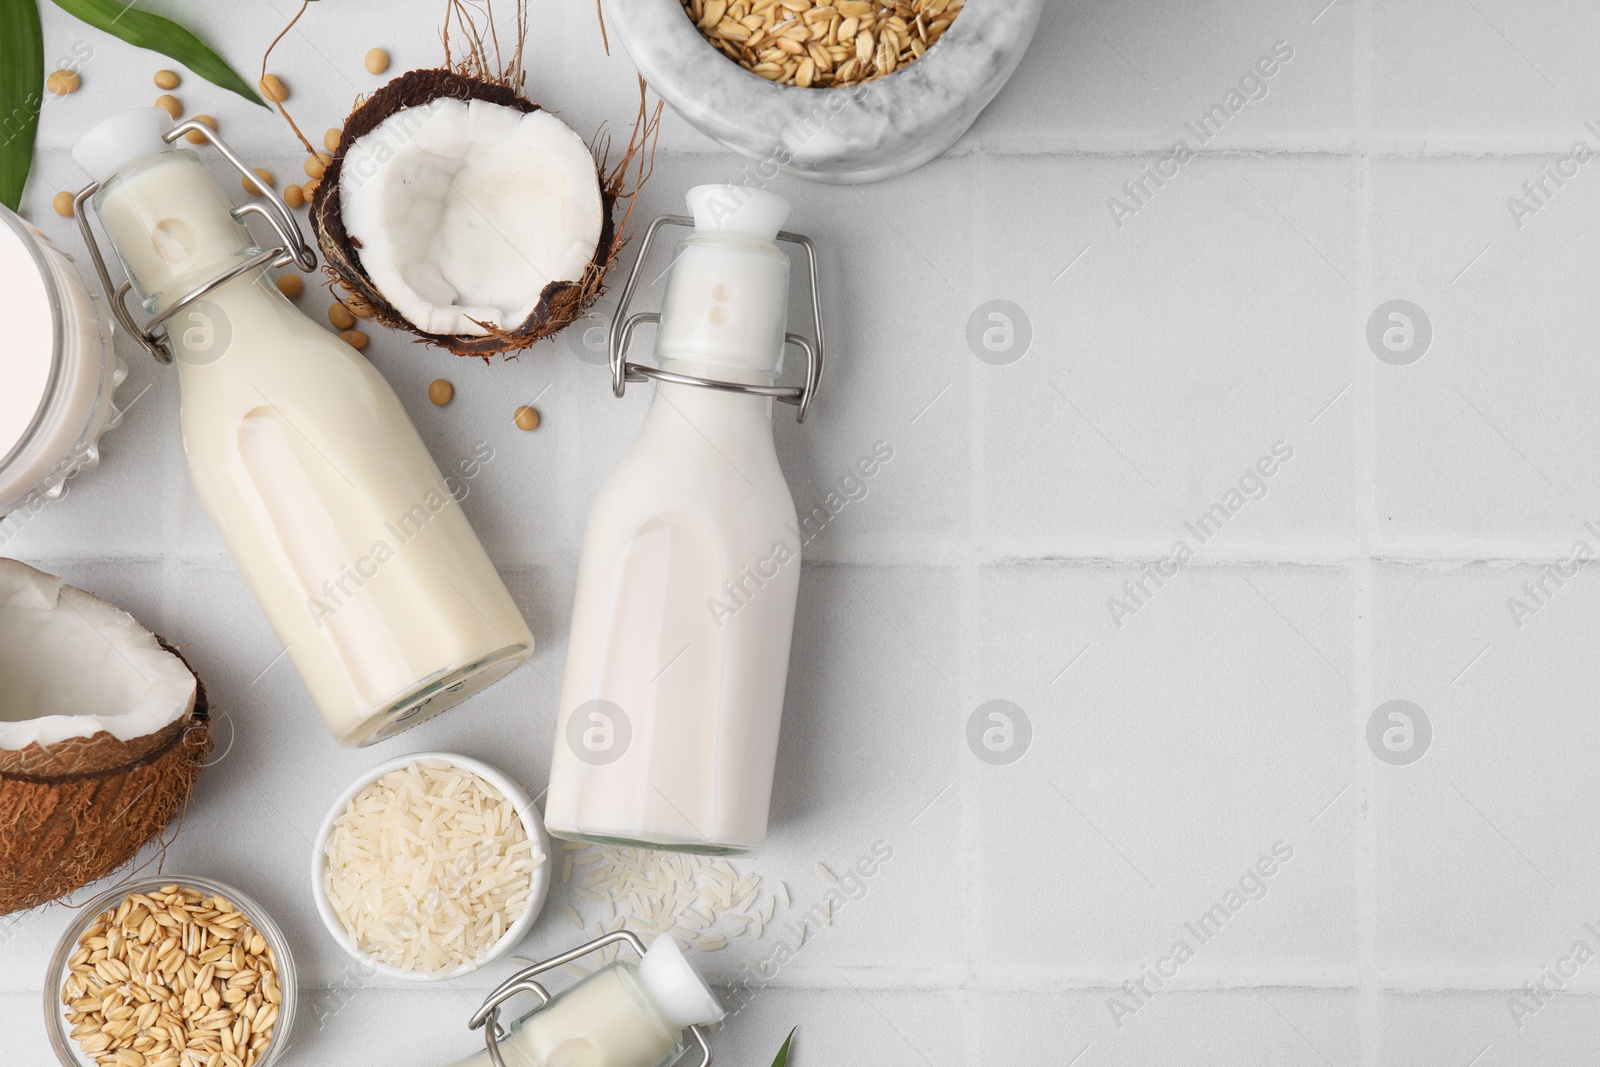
45, 875, 297, 1067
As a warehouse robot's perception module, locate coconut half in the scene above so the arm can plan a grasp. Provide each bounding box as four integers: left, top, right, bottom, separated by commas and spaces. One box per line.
0, 559, 210, 915
340, 96, 602, 337
312, 69, 649, 358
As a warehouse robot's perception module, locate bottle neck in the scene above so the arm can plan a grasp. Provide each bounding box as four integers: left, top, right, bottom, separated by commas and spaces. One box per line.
654, 231, 789, 381
92, 149, 256, 314
642, 379, 776, 465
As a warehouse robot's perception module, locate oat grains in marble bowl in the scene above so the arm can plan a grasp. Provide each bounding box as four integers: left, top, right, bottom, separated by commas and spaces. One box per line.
604, 0, 1047, 182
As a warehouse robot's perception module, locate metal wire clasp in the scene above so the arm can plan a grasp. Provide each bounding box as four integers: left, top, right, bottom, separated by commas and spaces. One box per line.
468, 930, 714, 1067
608, 214, 825, 423
71, 119, 318, 365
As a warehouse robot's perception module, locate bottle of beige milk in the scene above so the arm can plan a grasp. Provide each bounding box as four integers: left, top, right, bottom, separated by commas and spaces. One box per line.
546, 185, 812, 854
72, 109, 532, 745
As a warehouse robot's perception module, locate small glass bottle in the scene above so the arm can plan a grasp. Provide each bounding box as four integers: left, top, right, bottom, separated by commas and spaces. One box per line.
72, 109, 533, 745
459, 933, 724, 1067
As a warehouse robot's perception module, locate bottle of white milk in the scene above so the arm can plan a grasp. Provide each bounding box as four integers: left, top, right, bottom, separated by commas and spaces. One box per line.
72, 109, 532, 745
545, 185, 819, 854
454, 935, 724, 1067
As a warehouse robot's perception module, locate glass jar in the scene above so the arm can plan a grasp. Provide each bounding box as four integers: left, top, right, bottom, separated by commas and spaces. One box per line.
0, 204, 126, 517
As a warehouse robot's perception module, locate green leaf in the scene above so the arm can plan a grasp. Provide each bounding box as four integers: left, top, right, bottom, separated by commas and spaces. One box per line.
0, 0, 44, 210
770, 1027, 796, 1067
51, 0, 267, 107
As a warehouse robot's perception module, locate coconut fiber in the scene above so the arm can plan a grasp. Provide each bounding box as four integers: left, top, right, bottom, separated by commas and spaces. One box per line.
0, 646, 211, 915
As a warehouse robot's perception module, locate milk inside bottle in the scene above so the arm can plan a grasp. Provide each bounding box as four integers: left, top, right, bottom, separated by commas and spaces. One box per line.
454, 934, 723, 1067
72, 109, 532, 745
546, 185, 820, 854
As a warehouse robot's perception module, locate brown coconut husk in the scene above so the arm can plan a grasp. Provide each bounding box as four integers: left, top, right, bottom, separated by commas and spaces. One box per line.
0, 642, 211, 916
296, 0, 661, 359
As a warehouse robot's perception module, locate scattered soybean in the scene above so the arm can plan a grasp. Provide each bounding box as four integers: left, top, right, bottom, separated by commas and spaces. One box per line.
184, 115, 216, 145
242, 168, 274, 196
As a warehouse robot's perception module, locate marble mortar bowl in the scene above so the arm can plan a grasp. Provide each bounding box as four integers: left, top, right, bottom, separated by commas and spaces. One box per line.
605, 0, 1047, 183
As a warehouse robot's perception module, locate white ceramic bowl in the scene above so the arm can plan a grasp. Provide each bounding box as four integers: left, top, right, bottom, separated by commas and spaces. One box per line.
310, 751, 551, 982
604, 0, 1046, 183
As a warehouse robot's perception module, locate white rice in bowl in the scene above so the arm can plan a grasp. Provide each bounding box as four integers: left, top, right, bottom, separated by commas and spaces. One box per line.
322, 758, 544, 974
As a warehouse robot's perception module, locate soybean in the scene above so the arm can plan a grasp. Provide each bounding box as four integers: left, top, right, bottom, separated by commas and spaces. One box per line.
46, 69, 80, 95
242, 169, 274, 196
184, 115, 216, 145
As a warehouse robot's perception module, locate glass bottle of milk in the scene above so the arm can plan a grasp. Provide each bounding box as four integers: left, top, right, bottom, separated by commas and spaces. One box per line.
452, 936, 723, 1067
72, 109, 532, 745
545, 185, 818, 854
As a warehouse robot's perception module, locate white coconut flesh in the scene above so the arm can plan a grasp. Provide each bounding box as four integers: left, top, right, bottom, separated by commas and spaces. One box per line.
0, 560, 196, 750
340, 98, 604, 337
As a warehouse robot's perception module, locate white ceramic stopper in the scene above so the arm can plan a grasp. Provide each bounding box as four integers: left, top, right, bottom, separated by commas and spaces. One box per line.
637, 935, 725, 1030
73, 108, 175, 183
687, 184, 790, 238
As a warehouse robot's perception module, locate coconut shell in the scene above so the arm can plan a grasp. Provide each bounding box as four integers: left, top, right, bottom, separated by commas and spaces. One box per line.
0, 642, 211, 916
310, 68, 620, 358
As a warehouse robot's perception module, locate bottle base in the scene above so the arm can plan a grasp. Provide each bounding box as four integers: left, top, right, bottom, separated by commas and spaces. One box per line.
545, 825, 756, 857
343, 643, 529, 746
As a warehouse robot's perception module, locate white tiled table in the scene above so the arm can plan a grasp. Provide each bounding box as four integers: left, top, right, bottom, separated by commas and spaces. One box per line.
5, 2, 1599, 1064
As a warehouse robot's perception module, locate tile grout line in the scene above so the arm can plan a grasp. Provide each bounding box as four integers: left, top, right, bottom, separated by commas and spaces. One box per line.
954, 148, 985, 1067
30, 545, 1600, 569
1352, 0, 1379, 1062
34, 139, 1600, 163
